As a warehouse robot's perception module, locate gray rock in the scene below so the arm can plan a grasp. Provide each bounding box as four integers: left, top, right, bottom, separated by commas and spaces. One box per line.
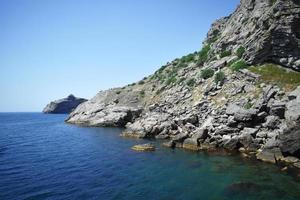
222, 136, 240, 150
256, 147, 283, 164
43, 94, 87, 114
205, 0, 300, 71
234, 108, 258, 122
288, 86, 300, 100
279, 125, 300, 158
269, 101, 286, 119
262, 116, 280, 129
285, 97, 300, 126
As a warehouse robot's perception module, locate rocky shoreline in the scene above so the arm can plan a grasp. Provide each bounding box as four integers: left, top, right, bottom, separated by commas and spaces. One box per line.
66, 0, 300, 172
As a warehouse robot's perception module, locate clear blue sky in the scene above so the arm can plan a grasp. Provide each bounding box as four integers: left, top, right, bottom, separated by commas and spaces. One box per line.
0, 0, 239, 112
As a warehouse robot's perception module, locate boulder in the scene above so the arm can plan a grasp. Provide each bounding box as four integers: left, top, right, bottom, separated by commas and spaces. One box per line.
234, 108, 258, 122
183, 138, 199, 151
288, 86, 300, 100
279, 125, 300, 158
256, 147, 283, 164
262, 116, 280, 129
256, 138, 283, 163
285, 94, 300, 126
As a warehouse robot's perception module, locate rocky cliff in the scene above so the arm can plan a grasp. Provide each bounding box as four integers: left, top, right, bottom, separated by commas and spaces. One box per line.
43, 95, 87, 114
66, 0, 300, 169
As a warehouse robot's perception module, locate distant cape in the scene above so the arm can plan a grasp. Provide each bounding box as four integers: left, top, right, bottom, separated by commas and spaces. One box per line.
43, 94, 87, 114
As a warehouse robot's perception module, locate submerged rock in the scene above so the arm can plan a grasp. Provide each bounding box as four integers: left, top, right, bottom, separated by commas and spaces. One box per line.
131, 143, 155, 152
43, 95, 87, 114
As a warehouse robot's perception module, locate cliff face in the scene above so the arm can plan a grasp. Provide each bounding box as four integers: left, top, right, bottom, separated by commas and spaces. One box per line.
43, 95, 87, 114
66, 0, 300, 169
206, 0, 300, 71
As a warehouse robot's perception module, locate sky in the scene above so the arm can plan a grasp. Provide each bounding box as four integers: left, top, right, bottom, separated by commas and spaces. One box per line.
0, 0, 240, 112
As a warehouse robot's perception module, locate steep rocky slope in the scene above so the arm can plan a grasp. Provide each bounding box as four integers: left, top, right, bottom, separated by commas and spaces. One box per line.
43, 95, 87, 114
66, 0, 300, 169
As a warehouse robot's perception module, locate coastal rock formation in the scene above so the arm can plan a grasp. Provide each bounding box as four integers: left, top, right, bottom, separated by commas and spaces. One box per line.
206, 0, 300, 71
66, 0, 300, 169
43, 95, 87, 114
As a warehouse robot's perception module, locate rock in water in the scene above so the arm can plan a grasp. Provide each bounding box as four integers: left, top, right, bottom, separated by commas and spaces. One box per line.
43, 95, 87, 114
131, 143, 155, 152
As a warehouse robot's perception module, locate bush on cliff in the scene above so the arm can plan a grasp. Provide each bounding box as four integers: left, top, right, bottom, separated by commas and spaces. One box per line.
197, 45, 211, 66
201, 68, 215, 79
236, 46, 246, 58
230, 60, 248, 71
220, 50, 232, 58
214, 71, 226, 85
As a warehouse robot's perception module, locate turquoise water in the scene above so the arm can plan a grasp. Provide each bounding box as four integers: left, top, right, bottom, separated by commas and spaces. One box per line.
1, 113, 300, 200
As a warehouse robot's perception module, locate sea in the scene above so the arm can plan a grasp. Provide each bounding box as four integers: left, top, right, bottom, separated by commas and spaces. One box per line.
1, 113, 300, 200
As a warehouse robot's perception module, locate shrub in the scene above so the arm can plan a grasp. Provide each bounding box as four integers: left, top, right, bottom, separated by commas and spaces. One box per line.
139, 90, 145, 97
197, 45, 211, 66
181, 54, 195, 63
214, 71, 226, 84
271, 0, 277, 5
236, 46, 246, 58
177, 77, 186, 84
128, 82, 136, 86
230, 60, 248, 71
177, 62, 188, 69
200, 68, 215, 79
220, 50, 231, 58
165, 76, 177, 85
244, 102, 253, 109
186, 78, 196, 87
138, 80, 145, 85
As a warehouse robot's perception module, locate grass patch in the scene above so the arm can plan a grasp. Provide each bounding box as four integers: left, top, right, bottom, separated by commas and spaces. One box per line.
249, 64, 300, 91
230, 60, 248, 71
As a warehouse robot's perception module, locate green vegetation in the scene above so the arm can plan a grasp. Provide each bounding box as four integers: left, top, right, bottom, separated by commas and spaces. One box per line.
138, 80, 145, 85
186, 78, 196, 87
177, 77, 186, 84
200, 68, 215, 79
214, 71, 226, 85
220, 50, 231, 58
236, 46, 246, 58
151, 52, 198, 82
181, 53, 195, 63
244, 102, 253, 109
165, 76, 177, 85
249, 64, 300, 91
271, 0, 277, 5
128, 82, 136, 87
139, 90, 145, 97
197, 45, 211, 66
230, 60, 248, 71
207, 30, 220, 44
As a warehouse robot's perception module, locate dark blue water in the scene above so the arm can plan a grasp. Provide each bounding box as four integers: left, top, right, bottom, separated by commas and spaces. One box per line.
1, 113, 300, 200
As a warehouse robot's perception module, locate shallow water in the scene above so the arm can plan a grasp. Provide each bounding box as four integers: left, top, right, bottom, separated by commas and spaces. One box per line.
0, 113, 300, 200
